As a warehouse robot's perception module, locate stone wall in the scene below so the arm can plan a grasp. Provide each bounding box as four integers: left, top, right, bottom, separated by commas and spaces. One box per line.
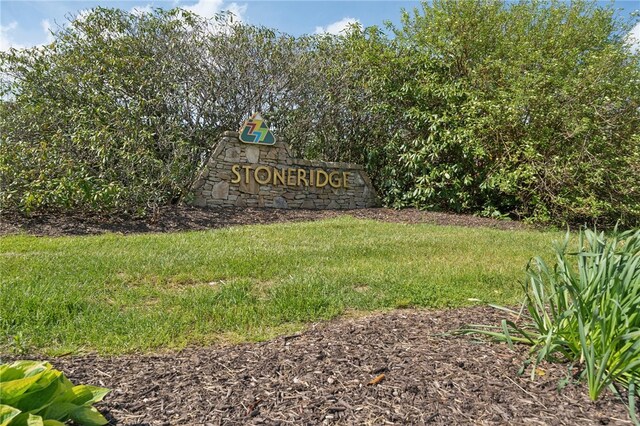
192, 131, 379, 209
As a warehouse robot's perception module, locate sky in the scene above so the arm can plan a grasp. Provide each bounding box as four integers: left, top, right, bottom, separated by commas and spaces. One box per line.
1, 0, 639, 51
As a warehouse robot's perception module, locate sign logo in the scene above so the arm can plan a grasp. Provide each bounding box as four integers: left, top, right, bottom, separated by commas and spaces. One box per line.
239, 112, 276, 145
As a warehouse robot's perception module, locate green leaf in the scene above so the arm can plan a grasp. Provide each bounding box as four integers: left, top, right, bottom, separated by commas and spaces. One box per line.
26, 414, 44, 426
0, 374, 45, 404
5, 412, 42, 426
0, 404, 21, 426
12, 372, 64, 413
0, 361, 110, 426
1, 363, 50, 380
41, 403, 78, 421
70, 385, 110, 406
0, 367, 24, 383
628, 380, 638, 426
69, 406, 109, 426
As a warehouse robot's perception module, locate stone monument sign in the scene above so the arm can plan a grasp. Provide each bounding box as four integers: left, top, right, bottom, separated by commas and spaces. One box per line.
192, 115, 379, 209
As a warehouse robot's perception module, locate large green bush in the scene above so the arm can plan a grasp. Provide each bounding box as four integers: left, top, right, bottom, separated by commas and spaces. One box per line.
0, 8, 312, 216
1, 1, 638, 226
0, 8, 214, 215
373, 0, 640, 226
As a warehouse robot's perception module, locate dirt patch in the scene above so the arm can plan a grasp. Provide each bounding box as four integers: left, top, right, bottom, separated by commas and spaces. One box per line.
0, 206, 528, 237
50, 306, 633, 425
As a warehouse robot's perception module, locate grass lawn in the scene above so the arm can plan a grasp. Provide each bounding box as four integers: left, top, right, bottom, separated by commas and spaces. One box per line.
0, 217, 561, 355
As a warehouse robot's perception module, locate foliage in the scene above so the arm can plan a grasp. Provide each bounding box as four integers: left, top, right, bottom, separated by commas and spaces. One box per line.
278, 28, 391, 168
0, 8, 214, 215
466, 228, 640, 420
197, 20, 309, 134
1, 1, 639, 226
0, 360, 110, 426
374, 0, 640, 226
0, 8, 310, 216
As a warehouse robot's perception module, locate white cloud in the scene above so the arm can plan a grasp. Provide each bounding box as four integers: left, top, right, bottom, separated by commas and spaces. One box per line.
41, 19, 55, 44
131, 4, 153, 16
182, 0, 246, 21
1, 19, 55, 51
184, 0, 224, 18
629, 21, 640, 54
0, 21, 24, 51
315, 17, 361, 35
225, 3, 247, 22
75, 9, 93, 22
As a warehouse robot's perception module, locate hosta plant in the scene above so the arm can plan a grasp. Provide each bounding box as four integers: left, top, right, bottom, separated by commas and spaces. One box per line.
0, 360, 110, 426
466, 228, 640, 422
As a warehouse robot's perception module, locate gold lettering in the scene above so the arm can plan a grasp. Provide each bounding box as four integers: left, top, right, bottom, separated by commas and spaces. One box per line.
273, 168, 285, 186
231, 164, 241, 184
254, 166, 271, 185
316, 169, 329, 188
287, 168, 296, 186
329, 171, 341, 189
231, 164, 349, 189
298, 169, 308, 187
242, 165, 252, 184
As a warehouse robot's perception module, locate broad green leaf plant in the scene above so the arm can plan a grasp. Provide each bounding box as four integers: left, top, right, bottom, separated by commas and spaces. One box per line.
0, 360, 110, 426
467, 228, 640, 423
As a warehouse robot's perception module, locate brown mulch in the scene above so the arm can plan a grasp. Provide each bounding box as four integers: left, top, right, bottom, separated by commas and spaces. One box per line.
0, 206, 527, 237
51, 306, 633, 425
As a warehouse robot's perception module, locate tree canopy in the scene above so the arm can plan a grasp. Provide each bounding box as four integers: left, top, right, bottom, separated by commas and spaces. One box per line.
1, 1, 638, 226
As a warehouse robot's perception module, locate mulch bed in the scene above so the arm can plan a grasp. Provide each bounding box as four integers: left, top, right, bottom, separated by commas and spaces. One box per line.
0, 206, 527, 237
3, 207, 633, 424
51, 306, 633, 425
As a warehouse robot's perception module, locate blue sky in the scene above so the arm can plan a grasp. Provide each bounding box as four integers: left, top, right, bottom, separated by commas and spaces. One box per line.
1, 0, 639, 51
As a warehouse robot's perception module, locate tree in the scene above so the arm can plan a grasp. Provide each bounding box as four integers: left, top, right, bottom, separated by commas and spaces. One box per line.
0, 8, 311, 215
1, 8, 218, 214
377, 0, 640, 226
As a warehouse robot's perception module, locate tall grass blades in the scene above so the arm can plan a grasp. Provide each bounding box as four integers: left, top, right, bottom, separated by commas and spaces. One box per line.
533, 228, 640, 401
465, 228, 640, 419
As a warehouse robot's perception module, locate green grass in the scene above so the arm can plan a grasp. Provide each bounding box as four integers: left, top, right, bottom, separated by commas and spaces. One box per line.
0, 217, 559, 355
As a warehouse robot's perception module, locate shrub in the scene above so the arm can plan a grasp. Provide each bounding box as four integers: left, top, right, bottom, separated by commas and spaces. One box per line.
0, 8, 312, 216
2, 1, 638, 227
467, 228, 640, 421
375, 0, 640, 226
0, 360, 110, 426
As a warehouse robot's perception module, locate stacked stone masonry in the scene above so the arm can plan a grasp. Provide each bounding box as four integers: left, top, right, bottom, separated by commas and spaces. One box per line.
192, 131, 379, 209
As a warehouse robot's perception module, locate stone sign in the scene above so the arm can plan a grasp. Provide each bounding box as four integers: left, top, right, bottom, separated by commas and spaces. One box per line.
192, 129, 379, 210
